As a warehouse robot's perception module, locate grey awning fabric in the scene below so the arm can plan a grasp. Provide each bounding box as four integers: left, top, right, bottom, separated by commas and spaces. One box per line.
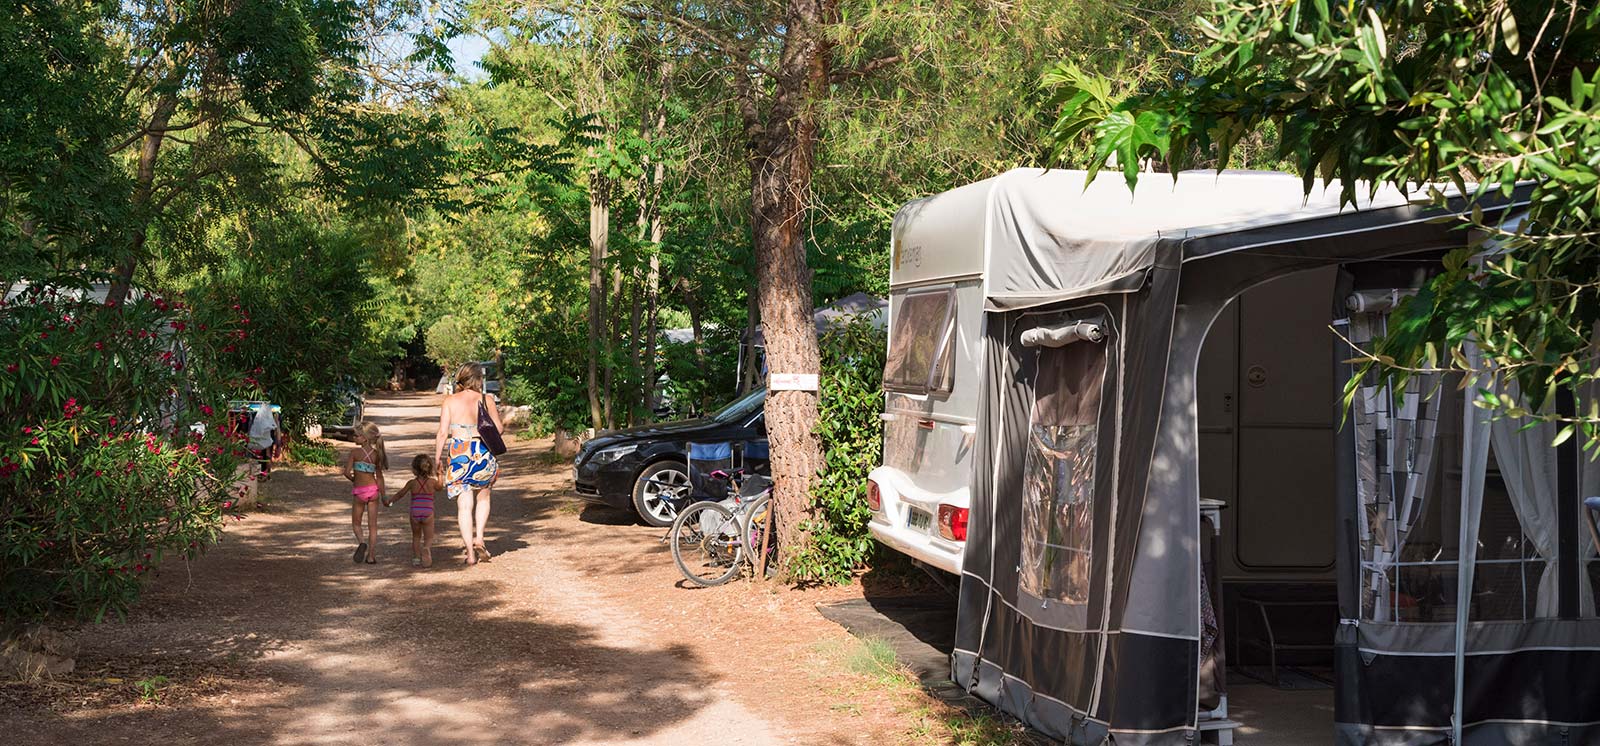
901, 168, 1477, 311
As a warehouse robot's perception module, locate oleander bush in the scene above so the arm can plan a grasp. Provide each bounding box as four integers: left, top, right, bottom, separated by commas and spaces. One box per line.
0, 276, 252, 624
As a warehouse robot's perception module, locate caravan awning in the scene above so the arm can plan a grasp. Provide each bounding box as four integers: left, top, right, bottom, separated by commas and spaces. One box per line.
892, 168, 1523, 311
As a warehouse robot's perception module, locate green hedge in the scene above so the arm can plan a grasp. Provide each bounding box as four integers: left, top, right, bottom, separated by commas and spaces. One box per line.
788, 317, 886, 583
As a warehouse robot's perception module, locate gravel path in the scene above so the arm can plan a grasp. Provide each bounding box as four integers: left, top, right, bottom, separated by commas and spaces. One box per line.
7, 393, 922, 746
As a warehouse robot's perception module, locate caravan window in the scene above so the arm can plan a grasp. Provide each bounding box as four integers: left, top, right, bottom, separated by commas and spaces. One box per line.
883, 288, 956, 394
1020, 338, 1107, 608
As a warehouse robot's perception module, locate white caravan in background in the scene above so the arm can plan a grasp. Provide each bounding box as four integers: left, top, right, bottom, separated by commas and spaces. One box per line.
866, 180, 991, 575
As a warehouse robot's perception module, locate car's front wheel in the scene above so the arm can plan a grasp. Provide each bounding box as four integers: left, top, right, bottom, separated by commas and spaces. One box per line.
632, 460, 690, 527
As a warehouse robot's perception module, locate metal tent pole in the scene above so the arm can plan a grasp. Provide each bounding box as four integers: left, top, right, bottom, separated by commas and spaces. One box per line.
1453, 350, 1490, 745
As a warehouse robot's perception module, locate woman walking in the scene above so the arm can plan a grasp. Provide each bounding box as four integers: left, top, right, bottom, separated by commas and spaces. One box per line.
434, 362, 505, 566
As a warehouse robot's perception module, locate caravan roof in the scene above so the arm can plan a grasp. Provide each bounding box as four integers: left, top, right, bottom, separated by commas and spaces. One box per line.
891, 168, 1459, 308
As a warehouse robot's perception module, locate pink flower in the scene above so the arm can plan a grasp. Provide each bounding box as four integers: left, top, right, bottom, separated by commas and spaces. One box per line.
49, 356, 60, 367
92, 342, 104, 350
108, 416, 118, 427
200, 404, 214, 416
105, 299, 117, 308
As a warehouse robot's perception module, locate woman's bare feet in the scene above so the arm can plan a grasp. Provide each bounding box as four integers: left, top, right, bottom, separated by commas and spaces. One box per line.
421, 545, 433, 568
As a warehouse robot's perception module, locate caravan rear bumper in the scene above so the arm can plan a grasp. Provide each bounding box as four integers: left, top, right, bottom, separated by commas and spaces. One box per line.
866, 466, 966, 575
869, 519, 964, 575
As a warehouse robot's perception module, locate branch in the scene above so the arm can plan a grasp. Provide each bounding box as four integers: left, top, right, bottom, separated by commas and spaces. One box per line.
617, 7, 736, 55
828, 46, 921, 84
109, 114, 213, 155
149, 165, 230, 214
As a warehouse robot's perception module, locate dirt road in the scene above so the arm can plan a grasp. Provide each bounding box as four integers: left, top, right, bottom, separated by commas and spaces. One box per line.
6, 393, 936, 746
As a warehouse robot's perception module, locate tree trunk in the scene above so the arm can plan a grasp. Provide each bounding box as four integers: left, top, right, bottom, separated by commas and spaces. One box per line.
739, 288, 761, 395
682, 278, 708, 413
586, 167, 609, 430
745, 0, 833, 575
108, 91, 180, 305
638, 55, 672, 418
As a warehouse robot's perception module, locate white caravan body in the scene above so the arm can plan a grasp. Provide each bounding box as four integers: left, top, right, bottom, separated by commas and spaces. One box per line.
867, 178, 993, 574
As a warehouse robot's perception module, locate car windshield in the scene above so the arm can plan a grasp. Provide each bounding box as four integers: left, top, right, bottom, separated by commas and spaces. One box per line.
709, 389, 765, 423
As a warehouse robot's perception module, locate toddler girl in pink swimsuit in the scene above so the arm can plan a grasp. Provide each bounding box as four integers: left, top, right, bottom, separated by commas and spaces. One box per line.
386, 455, 441, 568
342, 422, 387, 564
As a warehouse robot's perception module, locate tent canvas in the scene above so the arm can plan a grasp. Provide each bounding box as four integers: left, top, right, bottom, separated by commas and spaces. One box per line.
916, 169, 1600, 745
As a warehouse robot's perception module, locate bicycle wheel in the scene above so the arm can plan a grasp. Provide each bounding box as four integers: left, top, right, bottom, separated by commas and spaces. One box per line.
670, 500, 743, 587
742, 496, 778, 578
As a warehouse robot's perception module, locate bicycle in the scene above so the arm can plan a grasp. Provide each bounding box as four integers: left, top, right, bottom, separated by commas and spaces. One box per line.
669, 469, 778, 586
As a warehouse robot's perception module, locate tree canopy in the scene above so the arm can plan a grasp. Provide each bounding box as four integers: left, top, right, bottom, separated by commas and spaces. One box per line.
1045, 0, 1600, 445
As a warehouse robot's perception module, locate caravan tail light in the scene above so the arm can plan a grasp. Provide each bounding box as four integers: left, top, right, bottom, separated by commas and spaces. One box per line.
866, 479, 881, 511
938, 504, 968, 542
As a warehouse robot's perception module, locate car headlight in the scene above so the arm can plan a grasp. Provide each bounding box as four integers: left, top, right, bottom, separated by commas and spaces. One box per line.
591, 444, 638, 464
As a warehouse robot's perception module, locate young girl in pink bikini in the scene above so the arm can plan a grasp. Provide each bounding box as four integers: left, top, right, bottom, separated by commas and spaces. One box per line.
385, 455, 441, 568
342, 422, 387, 564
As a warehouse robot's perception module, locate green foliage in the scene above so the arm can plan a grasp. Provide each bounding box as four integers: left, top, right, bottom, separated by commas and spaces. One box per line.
180, 214, 398, 433
133, 675, 170, 703
656, 331, 741, 419
424, 315, 487, 374
1047, 0, 1600, 441
289, 439, 339, 466
787, 317, 887, 584
0, 2, 134, 275
0, 275, 252, 623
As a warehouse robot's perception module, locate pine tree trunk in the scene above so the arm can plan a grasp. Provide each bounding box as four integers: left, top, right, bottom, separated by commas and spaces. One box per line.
745, 0, 834, 575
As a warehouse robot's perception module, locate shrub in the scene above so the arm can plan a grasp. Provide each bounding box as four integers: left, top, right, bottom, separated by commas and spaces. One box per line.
0, 276, 251, 623
787, 316, 886, 584
288, 439, 338, 466
425, 314, 486, 375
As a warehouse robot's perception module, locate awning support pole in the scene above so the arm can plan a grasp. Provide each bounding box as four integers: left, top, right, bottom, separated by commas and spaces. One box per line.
1453, 346, 1490, 745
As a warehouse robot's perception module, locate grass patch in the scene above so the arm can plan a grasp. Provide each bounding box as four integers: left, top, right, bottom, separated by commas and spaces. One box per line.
534, 449, 570, 466
844, 636, 912, 686
817, 635, 1034, 745
288, 439, 339, 466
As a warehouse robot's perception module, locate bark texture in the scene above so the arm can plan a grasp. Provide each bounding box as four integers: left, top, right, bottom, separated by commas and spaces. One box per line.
741, 0, 834, 570
587, 169, 610, 430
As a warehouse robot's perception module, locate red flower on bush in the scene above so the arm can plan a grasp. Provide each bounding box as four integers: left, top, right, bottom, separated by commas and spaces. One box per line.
49, 356, 60, 367
200, 404, 214, 416
5, 363, 15, 373
92, 341, 104, 350
62, 398, 82, 418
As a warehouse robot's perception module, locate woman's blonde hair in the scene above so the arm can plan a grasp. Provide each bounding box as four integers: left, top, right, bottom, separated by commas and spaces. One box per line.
355, 422, 388, 470
455, 362, 484, 393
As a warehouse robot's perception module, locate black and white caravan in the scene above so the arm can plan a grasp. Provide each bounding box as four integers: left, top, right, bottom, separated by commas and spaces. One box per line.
888, 168, 1600, 745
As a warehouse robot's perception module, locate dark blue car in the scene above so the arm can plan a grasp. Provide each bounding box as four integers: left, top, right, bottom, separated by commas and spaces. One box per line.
574, 390, 768, 526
